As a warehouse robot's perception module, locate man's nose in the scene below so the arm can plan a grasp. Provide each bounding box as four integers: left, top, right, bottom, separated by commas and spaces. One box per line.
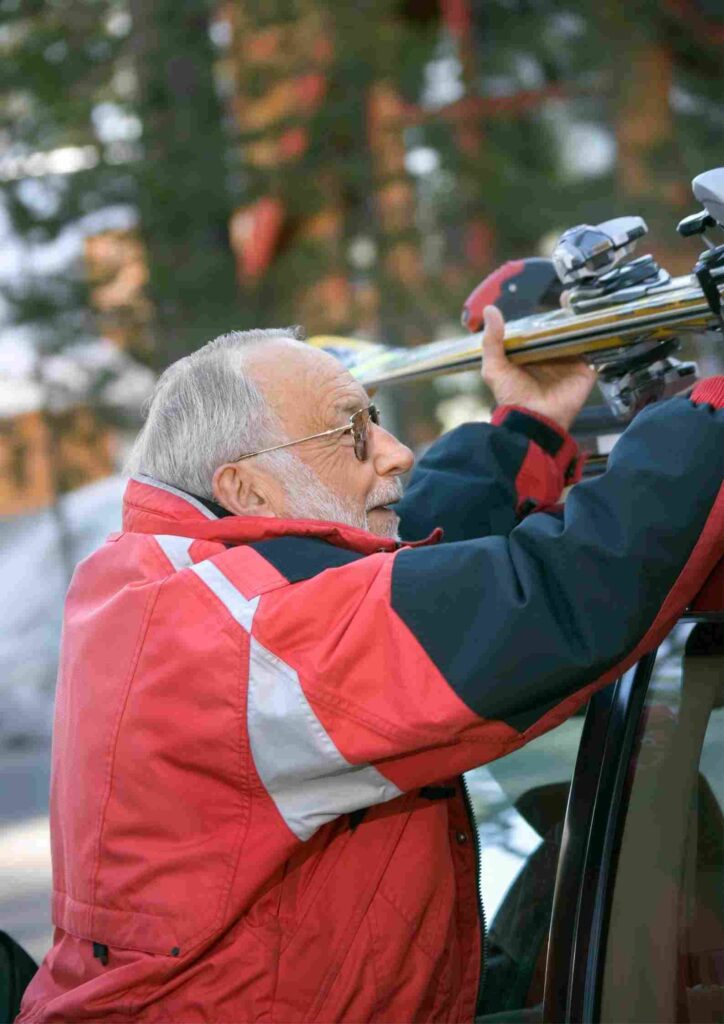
372, 426, 414, 477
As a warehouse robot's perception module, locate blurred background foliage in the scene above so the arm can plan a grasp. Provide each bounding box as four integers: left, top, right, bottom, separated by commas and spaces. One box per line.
1, 0, 724, 515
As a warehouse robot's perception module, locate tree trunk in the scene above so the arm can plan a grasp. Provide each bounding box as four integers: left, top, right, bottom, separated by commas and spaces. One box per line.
128, 0, 241, 368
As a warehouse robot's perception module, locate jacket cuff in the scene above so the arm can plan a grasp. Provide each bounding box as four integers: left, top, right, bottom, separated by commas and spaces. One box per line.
491, 405, 585, 511
691, 377, 724, 409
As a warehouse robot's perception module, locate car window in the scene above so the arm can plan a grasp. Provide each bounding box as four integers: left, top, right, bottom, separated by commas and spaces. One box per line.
466, 711, 588, 1021
600, 622, 724, 1024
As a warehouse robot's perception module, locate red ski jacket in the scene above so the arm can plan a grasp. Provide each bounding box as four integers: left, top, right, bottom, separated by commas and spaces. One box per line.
18, 385, 724, 1024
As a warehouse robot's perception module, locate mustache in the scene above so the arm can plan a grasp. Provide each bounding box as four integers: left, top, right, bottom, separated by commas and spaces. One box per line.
366, 479, 404, 512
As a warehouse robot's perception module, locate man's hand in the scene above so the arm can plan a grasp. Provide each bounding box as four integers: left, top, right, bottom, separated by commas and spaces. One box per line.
481, 305, 596, 431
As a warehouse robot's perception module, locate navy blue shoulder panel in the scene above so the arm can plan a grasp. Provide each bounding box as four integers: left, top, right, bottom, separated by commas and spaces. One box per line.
250, 536, 366, 584
391, 398, 724, 732
395, 421, 529, 543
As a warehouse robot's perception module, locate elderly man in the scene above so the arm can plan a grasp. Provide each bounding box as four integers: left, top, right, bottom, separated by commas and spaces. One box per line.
19, 309, 724, 1024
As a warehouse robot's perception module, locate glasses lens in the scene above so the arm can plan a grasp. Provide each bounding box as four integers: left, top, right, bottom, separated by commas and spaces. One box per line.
351, 406, 378, 461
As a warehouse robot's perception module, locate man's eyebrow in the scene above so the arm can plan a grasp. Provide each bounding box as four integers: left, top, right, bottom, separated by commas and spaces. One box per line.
335, 395, 367, 417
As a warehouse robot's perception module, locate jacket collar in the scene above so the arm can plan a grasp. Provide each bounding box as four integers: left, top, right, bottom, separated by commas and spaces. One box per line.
122, 474, 441, 555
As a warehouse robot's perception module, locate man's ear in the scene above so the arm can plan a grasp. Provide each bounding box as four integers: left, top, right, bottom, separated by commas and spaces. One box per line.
212, 463, 277, 517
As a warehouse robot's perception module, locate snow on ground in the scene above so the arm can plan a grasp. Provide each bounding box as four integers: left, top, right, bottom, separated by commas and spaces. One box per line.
0, 812, 53, 964
0, 742, 53, 963
0, 475, 125, 747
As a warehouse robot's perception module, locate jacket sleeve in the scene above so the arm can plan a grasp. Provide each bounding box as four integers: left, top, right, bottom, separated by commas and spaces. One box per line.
395, 406, 584, 542
249, 384, 724, 840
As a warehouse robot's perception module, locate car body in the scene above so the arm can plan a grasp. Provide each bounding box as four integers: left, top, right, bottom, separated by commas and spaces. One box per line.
470, 604, 724, 1024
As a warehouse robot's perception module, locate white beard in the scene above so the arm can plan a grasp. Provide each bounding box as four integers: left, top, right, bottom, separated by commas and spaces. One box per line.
267, 450, 402, 540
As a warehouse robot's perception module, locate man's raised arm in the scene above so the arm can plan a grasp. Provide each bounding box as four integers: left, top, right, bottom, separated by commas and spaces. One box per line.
253, 380, 724, 822
396, 305, 596, 542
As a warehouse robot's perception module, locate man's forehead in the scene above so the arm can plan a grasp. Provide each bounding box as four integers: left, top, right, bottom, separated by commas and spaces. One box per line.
246, 338, 368, 424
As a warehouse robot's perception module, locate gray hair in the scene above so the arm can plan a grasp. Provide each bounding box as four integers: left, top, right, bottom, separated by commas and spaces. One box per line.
124, 327, 304, 499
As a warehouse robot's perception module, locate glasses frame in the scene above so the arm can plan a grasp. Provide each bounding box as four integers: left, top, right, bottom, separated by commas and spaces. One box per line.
234, 404, 380, 463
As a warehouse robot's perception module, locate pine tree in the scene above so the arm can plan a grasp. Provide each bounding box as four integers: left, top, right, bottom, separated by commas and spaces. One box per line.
0, 0, 136, 521
127, 0, 242, 366
0, 0, 134, 350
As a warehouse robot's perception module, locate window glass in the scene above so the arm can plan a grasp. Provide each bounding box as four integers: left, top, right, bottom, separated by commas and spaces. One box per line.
467, 711, 588, 1020
600, 622, 724, 1024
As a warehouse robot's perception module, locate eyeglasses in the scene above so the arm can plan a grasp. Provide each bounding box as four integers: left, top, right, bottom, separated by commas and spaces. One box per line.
235, 404, 380, 463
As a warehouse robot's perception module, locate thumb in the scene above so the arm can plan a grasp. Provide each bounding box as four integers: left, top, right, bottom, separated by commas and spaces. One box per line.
481, 304, 507, 373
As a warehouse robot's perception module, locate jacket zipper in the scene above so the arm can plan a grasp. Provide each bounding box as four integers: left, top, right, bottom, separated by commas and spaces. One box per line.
461, 773, 487, 1016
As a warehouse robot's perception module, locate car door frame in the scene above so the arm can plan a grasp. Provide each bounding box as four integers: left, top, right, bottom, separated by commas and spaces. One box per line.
543, 611, 724, 1024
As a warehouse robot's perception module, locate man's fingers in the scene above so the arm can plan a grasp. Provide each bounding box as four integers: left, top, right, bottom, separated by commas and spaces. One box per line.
481, 305, 507, 379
